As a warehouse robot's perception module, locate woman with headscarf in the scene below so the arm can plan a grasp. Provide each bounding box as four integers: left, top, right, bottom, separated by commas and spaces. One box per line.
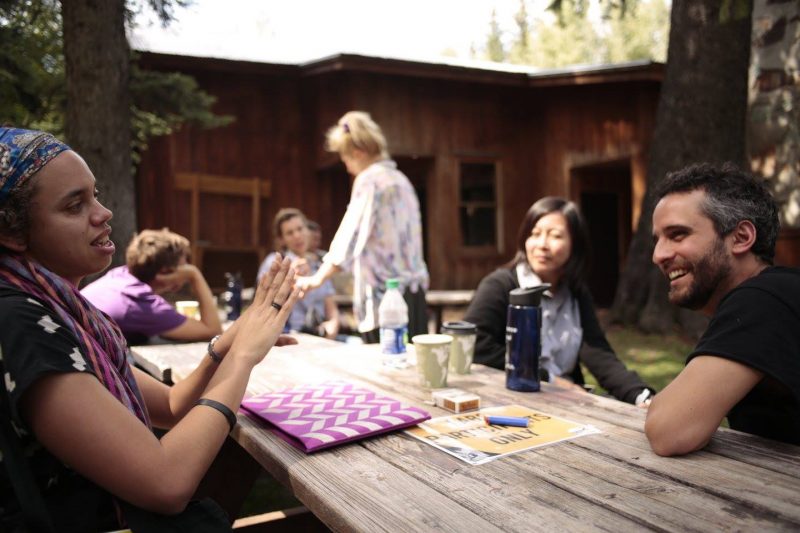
464, 197, 654, 406
0, 127, 300, 531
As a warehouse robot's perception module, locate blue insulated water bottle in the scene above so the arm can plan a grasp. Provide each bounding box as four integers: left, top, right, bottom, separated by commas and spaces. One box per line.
223, 272, 242, 321
505, 284, 550, 392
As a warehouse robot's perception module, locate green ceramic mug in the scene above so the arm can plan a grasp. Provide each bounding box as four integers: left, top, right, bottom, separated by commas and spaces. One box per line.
441, 321, 477, 375
411, 334, 453, 388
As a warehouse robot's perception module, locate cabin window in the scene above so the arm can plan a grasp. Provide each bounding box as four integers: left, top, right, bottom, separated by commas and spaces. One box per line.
459, 160, 499, 248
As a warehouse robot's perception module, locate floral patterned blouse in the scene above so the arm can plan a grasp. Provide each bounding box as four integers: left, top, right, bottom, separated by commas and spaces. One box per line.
324, 160, 429, 332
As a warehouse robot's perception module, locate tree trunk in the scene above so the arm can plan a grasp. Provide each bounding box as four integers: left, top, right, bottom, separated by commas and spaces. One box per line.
61, 0, 134, 269
611, 0, 753, 335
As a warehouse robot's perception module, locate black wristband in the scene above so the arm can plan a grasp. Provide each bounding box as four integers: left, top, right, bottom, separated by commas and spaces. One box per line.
195, 398, 237, 432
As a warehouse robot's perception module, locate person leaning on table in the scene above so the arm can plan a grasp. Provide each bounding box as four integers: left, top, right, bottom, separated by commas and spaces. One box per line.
0, 127, 300, 531
82, 228, 222, 345
463, 196, 655, 406
646, 163, 800, 455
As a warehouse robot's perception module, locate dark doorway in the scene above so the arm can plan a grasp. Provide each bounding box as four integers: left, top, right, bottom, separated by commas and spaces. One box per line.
571, 162, 632, 308
314, 164, 352, 251
395, 156, 433, 266
581, 191, 621, 307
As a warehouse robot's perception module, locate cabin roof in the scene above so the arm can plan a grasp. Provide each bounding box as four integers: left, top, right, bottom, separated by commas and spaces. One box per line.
137, 50, 664, 87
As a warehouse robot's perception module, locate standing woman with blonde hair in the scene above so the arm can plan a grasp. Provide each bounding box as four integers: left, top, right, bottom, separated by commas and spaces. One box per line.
297, 111, 429, 343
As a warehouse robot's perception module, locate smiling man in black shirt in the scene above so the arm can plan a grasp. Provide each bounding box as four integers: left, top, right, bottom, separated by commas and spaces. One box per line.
646, 163, 800, 456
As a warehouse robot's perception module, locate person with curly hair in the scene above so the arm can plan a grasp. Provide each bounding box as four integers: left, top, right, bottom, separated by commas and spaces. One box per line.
82, 228, 222, 345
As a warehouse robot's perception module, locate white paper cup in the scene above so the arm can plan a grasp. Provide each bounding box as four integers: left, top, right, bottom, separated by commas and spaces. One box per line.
175, 300, 200, 320
411, 334, 453, 389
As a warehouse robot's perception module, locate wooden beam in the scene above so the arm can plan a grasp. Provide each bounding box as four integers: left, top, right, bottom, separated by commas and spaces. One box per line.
174, 173, 271, 199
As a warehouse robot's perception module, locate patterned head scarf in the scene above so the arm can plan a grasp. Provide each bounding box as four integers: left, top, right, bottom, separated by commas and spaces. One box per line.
0, 127, 70, 205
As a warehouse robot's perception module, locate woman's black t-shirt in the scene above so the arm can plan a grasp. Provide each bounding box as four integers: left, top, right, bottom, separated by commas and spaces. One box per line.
0, 286, 118, 531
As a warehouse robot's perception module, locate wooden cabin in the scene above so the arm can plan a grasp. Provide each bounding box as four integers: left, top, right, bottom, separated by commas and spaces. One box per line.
136, 52, 666, 304
136, 53, 800, 300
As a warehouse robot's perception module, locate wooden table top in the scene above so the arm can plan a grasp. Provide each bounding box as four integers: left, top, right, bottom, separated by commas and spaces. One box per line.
132, 337, 800, 532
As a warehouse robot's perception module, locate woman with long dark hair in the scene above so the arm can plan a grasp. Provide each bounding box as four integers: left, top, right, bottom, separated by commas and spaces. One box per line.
464, 196, 653, 405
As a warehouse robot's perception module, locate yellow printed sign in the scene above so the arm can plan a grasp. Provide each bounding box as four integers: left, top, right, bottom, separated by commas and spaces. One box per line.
405, 405, 601, 465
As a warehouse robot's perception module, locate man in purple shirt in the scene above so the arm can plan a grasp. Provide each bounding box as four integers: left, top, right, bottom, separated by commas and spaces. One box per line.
82, 229, 222, 345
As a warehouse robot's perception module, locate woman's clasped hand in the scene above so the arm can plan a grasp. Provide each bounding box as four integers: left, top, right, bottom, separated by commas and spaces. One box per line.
227, 255, 302, 363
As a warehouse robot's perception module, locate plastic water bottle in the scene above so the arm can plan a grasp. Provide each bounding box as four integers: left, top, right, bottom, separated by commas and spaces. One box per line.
379, 278, 408, 368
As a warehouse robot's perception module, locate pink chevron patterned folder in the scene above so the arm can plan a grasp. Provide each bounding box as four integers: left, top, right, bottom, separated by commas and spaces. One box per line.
241, 381, 431, 452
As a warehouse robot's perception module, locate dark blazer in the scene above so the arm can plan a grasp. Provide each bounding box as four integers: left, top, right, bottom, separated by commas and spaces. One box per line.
463, 267, 653, 404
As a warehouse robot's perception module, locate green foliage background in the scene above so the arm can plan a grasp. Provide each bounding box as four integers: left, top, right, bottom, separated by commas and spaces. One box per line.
590, 325, 690, 392
475, 0, 670, 68
0, 0, 232, 163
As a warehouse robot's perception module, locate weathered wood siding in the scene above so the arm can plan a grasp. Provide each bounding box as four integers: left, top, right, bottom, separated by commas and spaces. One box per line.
136, 53, 662, 292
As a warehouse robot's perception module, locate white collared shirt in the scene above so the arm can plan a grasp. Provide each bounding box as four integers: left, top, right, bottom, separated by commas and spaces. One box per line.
516, 262, 583, 381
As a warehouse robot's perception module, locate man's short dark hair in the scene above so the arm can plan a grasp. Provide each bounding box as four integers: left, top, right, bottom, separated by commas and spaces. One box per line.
655, 163, 780, 264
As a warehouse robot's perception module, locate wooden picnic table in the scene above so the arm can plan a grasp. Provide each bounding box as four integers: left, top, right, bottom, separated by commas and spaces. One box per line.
132, 336, 800, 532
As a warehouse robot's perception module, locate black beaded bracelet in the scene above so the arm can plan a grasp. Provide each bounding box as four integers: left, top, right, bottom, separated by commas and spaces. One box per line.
195, 398, 237, 432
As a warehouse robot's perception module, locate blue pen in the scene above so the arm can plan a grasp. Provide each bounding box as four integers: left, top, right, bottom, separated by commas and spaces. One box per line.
484, 415, 529, 427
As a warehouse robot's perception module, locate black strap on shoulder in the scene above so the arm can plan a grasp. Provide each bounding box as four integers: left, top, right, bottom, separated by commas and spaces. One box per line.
0, 357, 56, 533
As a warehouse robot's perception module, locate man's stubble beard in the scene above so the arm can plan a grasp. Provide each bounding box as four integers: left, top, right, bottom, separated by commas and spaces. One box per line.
670, 237, 731, 311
